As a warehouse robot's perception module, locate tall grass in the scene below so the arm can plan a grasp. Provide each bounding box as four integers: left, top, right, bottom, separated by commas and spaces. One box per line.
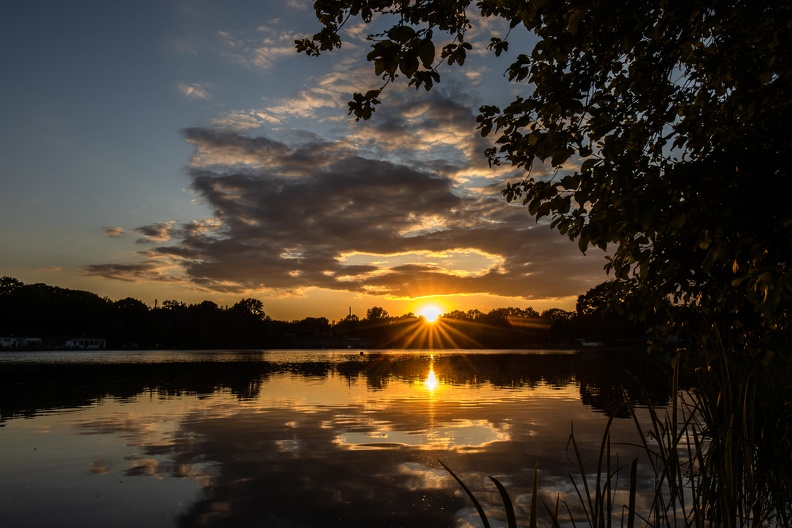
442, 337, 791, 528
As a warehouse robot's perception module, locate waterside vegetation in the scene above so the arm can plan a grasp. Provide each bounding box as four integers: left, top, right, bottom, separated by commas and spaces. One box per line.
295, 0, 792, 524
443, 347, 791, 528
0, 276, 648, 350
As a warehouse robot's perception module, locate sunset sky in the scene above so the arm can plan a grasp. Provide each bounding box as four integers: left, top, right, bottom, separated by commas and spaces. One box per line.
0, 1, 609, 322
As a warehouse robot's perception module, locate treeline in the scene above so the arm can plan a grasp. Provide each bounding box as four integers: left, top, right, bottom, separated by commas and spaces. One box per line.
0, 276, 647, 349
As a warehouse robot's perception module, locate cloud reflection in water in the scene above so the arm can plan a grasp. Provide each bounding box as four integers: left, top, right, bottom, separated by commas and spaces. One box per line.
0, 350, 673, 528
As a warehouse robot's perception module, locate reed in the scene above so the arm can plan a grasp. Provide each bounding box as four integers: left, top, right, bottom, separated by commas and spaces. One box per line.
441, 337, 791, 528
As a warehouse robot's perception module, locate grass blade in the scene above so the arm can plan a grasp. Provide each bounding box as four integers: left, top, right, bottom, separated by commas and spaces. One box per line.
568, 423, 595, 524
543, 495, 562, 528
627, 457, 637, 528
490, 476, 517, 528
439, 460, 491, 528
531, 463, 538, 528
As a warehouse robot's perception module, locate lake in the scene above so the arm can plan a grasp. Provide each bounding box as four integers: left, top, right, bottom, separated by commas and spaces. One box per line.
0, 349, 673, 527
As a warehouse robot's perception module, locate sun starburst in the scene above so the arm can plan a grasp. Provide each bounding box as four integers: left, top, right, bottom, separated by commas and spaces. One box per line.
416, 304, 443, 323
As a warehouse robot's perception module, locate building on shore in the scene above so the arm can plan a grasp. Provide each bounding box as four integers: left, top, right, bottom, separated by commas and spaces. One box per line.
1, 337, 106, 350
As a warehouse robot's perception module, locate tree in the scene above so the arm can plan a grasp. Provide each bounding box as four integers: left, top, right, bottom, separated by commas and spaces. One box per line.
365, 306, 390, 321
576, 281, 627, 318
298, 0, 792, 349
0, 276, 23, 295
441, 310, 469, 321
575, 281, 647, 343
161, 299, 187, 311
231, 298, 269, 320
540, 308, 573, 321
291, 316, 332, 332
114, 297, 149, 314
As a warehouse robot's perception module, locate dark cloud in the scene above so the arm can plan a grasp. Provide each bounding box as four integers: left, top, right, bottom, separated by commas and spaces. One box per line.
82, 262, 177, 282
88, 87, 607, 301
134, 222, 174, 243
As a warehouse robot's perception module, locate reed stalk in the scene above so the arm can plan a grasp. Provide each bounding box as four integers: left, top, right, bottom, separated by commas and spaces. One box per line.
441, 334, 791, 527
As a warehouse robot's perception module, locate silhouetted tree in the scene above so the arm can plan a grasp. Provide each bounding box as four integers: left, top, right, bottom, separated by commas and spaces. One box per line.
575, 281, 646, 344
365, 306, 389, 321
232, 298, 269, 320
110, 297, 151, 347
298, 0, 792, 352
0, 276, 23, 295
185, 301, 224, 348
440, 310, 468, 321
162, 299, 187, 311
541, 308, 574, 321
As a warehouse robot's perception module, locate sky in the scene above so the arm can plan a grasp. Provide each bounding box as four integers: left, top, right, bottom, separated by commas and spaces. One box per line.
0, 0, 609, 322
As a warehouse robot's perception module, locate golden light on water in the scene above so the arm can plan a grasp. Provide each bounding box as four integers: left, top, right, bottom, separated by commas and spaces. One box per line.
424, 368, 438, 391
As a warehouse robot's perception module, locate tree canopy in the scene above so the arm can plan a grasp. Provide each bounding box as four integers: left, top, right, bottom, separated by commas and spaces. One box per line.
298, 0, 792, 350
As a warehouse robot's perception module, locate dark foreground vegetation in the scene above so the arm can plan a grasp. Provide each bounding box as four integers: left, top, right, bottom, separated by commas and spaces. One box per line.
0, 276, 646, 350
295, 0, 792, 525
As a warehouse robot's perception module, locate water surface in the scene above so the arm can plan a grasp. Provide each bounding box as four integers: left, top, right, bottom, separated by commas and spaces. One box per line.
0, 349, 671, 527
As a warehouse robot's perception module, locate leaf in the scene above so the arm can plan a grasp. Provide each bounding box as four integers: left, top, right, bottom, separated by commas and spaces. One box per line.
578, 230, 590, 253
551, 147, 574, 166
537, 201, 552, 219
528, 197, 541, 216
560, 174, 578, 189
399, 53, 419, 77
387, 25, 415, 43
580, 158, 598, 172
492, 38, 509, 56
418, 39, 435, 68
567, 9, 586, 35
374, 60, 386, 76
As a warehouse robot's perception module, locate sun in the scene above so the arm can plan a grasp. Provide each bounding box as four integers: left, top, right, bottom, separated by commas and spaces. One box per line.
416, 304, 444, 323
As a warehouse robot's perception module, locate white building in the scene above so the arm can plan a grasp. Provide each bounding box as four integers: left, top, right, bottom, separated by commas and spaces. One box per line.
0, 337, 43, 349
65, 338, 107, 349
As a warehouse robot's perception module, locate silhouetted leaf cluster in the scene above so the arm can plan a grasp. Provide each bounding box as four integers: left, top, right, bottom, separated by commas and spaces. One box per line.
297, 0, 792, 357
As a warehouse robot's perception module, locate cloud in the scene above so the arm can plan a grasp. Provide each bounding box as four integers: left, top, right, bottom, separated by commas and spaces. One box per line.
36, 266, 62, 272
104, 226, 126, 238
88, 126, 606, 300
179, 82, 211, 100
285, 0, 310, 9
218, 26, 299, 71
134, 222, 175, 243
83, 262, 180, 283
251, 64, 521, 186
212, 110, 272, 131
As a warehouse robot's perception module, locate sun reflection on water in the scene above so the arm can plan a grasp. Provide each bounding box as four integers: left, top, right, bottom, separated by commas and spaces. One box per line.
424, 368, 439, 392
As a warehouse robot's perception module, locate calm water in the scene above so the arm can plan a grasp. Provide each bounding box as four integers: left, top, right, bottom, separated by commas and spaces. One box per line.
0, 349, 673, 527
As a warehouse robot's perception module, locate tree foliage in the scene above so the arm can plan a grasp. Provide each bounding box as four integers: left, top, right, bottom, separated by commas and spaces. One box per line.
541, 308, 573, 321
298, 0, 792, 349
365, 306, 390, 320
232, 297, 269, 320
